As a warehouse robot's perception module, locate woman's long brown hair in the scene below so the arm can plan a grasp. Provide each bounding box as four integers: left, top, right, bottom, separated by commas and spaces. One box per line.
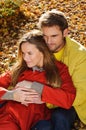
11, 30, 62, 88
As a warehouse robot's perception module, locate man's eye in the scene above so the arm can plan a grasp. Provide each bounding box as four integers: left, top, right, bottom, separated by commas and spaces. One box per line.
52, 35, 57, 37
28, 52, 33, 55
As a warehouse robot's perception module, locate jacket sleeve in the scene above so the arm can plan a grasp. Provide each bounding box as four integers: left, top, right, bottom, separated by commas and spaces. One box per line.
42, 64, 76, 109
31, 62, 76, 109
71, 55, 86, 106
0, 72, 11, 99
41, 62, 76, 109
63, 37, 86, 107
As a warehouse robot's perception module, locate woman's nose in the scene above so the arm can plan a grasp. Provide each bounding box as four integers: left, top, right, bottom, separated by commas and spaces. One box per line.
24, 54, 29, 61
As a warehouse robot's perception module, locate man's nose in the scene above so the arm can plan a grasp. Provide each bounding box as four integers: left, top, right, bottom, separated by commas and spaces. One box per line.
47, 37, 52, 44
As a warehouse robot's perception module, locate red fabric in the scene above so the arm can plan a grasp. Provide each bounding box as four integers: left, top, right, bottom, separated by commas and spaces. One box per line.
42, 61, 76, 109
0, 72, 11, 88
0, 61, 76, 130
0, 72, 11, 103
0, 72, 11, 95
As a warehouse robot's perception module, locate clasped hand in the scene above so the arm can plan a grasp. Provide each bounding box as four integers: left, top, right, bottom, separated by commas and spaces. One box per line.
13, 80, 43, 106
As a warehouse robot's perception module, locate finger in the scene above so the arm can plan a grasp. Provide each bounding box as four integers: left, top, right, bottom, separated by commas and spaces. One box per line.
24, 88, 37, 92
24, 93, 40, 98
21, 102, 29, 106
22, 90, 39, 96
15, 87, 31, 92
24, 100, 44, 104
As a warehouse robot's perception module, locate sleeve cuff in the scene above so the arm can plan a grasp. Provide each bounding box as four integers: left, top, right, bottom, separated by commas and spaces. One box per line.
1, 91, 14, 100
31, 82, 44, 95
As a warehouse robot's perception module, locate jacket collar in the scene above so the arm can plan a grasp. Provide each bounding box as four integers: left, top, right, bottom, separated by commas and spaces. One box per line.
32, 66, 44, 72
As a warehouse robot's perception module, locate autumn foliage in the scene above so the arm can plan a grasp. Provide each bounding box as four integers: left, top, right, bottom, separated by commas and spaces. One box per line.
0, 0, 86, 74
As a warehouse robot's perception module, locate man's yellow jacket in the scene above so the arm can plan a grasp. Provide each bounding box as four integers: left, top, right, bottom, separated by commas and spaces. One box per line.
54, 36, 86, 124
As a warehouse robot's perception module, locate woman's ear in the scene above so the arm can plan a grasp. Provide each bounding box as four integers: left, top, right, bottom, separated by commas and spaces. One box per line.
63, 28, 69, 37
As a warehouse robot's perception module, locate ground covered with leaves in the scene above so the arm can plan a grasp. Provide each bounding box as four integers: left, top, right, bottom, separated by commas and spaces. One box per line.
0, 0, 86, 73
0, 0, 86, 129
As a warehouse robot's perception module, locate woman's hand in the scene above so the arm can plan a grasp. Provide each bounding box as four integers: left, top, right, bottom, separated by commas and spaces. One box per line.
14, 87, 44, 105
1, 87, 31, 105
1, 80, 44, 106
15, 80, 44, 104
21, 88, 44, 104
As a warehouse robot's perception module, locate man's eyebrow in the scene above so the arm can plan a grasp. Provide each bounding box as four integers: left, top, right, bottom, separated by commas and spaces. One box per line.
43, 34, 58, 36
43, 34, 46, 36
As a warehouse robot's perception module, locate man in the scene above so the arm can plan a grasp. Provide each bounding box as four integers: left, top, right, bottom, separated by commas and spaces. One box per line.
31, 10, 86, 130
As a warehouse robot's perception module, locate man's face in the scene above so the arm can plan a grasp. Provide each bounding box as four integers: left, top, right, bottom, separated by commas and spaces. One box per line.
42, 26, 67, 52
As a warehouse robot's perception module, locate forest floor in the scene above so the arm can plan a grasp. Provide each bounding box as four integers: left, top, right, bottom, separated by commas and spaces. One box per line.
0, 0, 86, 73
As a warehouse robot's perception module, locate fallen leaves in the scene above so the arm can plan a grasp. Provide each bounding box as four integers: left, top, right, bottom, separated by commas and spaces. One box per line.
0, 0, 86, 74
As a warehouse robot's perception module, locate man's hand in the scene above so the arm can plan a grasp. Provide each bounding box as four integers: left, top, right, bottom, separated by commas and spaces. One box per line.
22, 88, 44, 104
16, 80, 32, 88
15, 80, 44, 105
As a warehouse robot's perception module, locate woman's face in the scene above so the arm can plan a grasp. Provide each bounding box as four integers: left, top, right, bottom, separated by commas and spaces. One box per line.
21, 42, 43, 68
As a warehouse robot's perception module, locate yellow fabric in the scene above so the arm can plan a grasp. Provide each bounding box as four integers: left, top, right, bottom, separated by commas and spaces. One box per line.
55, 37, 86, 124
46, 36, 86, 124
54, 47, 65, 61
46, 103, 57, 109
46, 47, 65, 109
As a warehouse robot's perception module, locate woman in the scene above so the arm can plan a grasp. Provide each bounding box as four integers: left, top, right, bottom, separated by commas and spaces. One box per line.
0, 30, 76, 130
